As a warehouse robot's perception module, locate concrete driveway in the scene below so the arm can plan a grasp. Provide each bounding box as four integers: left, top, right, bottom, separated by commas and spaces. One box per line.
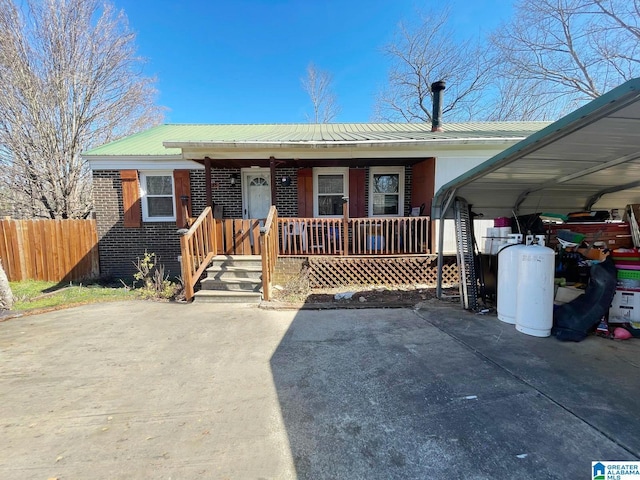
1, 300, 639, 479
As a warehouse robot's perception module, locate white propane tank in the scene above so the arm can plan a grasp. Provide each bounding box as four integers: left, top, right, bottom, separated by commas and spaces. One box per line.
515, 243, 555, 337
497, 234, 525, 324
535, 234, 546, 247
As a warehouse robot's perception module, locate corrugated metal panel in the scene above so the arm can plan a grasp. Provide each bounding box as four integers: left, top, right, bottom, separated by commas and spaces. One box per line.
84, 121, 548, 157
432, 77, 640, 219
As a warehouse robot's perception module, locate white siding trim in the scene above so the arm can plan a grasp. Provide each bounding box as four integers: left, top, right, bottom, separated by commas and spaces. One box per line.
87, 157, 202, 170
313, 167, 349, 218
140, 171, 176, 222
368, 166, 405, 217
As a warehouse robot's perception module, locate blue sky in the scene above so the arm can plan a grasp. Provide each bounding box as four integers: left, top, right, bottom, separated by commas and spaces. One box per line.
117, 1, 513, 124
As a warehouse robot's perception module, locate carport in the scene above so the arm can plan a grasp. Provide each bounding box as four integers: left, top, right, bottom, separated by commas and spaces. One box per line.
432, 77, 640, 303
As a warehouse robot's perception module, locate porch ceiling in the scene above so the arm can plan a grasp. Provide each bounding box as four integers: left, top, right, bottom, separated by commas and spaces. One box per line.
188, 157, 429, 169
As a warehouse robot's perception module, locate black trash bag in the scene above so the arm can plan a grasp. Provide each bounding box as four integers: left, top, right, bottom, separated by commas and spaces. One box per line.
552, 257, 617, 342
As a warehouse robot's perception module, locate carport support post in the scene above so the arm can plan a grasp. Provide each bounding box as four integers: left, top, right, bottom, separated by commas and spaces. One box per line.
436, 189, 456, 299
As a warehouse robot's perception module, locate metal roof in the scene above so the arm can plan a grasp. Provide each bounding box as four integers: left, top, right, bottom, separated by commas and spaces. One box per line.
432, 77, 640, 220
83, 122, 548, 157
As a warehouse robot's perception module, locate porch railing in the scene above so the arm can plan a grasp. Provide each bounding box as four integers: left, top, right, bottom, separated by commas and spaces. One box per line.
260, 206, 278, 301
178, 209, 430, 301
278, 216, 430, 256
216, 219, 263, 255
180, 206, 217, 301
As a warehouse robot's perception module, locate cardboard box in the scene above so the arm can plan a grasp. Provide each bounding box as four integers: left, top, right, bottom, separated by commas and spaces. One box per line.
576, 247, 609, 261
609, 290, 640, 323
554, 286, 585, 305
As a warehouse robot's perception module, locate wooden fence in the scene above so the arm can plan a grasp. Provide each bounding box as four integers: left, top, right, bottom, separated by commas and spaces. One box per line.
0, 218, 99, 282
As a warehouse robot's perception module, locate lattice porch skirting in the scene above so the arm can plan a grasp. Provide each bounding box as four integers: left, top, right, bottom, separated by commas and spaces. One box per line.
307, 255, 459, 288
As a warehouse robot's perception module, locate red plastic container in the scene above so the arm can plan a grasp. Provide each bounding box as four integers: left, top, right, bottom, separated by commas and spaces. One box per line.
615, 263, 640, 271
612, 249, 640, 262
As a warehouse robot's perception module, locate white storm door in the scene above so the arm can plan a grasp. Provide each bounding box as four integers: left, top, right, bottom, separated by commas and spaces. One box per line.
242, 168, 272, 219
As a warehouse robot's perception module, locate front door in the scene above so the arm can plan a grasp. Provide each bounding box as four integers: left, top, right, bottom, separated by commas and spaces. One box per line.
242, 168, 272, 219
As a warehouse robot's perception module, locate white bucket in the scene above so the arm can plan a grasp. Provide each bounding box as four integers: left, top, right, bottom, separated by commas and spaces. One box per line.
490, 227, 503, 255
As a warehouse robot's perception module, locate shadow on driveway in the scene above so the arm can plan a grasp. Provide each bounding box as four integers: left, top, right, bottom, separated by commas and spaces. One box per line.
1, 299, 639, 479
270, 301, 640, 479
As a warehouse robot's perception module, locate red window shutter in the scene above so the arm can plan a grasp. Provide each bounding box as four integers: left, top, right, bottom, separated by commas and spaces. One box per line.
120, 170, 141, 228
349, 168, 366, 217
173, 170, 192, 227
410, 159, 435, 216
297, 168, 313, 217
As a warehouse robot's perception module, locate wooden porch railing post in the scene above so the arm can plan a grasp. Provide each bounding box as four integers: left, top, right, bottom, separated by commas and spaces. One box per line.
179, 206, 215, 302
180, 233, 194, 300
260, 206, 278, 302
260, 233, 269, 301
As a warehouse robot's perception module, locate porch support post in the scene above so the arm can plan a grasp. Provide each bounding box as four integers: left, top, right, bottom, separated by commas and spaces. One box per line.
436, 189, 456, 299
270, 156, 277, 207
204, 156, 212, 208
342, 197, 349, 255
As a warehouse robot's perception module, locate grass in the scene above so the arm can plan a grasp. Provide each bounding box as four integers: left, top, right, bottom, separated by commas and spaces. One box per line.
9, 279, 135, 311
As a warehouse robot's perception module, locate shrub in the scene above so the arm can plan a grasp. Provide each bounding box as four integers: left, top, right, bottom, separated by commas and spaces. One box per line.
132, 251, 180, 300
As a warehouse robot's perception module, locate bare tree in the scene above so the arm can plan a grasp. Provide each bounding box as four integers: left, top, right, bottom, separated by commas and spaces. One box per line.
591, 0, 640, 41
0, 259, 12, 310
0, 0, 162, 219
376, 7, 496, 123
301, 63, 340, 123
491, 0, 640, 119
483, 74, 565, 121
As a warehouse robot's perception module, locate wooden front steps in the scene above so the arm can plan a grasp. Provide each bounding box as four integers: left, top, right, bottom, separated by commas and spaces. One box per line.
193, 255, 263, 303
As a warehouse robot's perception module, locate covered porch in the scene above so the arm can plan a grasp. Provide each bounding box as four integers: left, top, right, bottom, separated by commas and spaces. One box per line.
179, 205, 458, 301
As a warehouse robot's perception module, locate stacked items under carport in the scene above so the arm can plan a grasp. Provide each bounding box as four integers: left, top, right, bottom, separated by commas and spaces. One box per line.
592, 204, 640, 337
544, 222, 618, 341
609, 249, 640, 334
494, 214, 633, 341
547, 221, 632, 287
547, 211, 639, 339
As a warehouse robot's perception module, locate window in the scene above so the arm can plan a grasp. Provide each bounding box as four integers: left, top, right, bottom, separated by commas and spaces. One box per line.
369, 167, 404, 216
140, 172, 175, 221
314, 168, 348, 217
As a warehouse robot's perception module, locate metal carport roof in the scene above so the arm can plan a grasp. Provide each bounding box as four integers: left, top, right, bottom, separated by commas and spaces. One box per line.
432, 77, 640, 220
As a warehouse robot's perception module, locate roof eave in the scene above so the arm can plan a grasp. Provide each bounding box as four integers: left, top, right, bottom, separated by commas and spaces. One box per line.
163, 137, 527, 150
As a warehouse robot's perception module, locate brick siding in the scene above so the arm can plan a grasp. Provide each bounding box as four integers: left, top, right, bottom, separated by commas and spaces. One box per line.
275, 167, 298, 217
93, 165, 415, 279
92, 170, 183, 280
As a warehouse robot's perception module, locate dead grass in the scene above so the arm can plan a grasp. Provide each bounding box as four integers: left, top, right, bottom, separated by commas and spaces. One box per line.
271, 266, 459, 306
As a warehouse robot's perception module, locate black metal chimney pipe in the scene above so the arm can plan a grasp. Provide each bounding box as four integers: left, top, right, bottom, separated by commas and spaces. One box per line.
431, 80, 446, 132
